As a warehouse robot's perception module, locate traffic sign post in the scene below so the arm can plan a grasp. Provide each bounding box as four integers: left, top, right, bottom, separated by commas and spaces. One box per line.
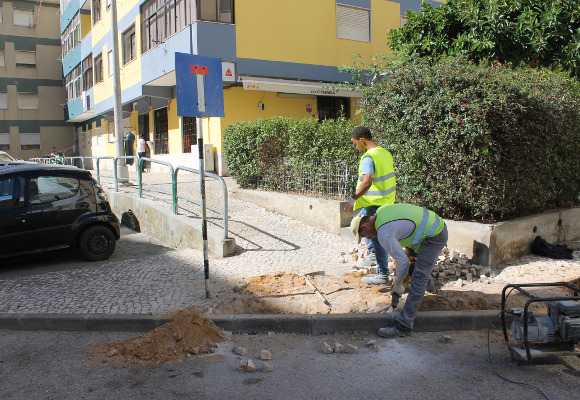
176, 53, 225, 299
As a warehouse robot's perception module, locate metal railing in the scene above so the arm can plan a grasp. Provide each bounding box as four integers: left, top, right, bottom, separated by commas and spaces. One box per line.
28, 155, 229, 240
176, 166, 229, 238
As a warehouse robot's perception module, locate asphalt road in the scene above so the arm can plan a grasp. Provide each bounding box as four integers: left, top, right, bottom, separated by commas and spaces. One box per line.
0, 329, 578, 400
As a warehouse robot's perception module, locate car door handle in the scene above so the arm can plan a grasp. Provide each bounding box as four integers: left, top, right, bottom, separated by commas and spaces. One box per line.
79, 202, 90, 209
16, 214, 26, 222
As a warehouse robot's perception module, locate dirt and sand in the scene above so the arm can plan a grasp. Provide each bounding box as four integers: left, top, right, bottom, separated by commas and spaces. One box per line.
93, 310, 224, 365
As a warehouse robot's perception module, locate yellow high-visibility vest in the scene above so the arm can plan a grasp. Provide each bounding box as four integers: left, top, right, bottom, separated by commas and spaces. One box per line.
375, 203, 444, 252
354, 146, 396, 209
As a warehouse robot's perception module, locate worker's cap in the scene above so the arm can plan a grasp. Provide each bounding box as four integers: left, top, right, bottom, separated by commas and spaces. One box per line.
350, 215, 364, 244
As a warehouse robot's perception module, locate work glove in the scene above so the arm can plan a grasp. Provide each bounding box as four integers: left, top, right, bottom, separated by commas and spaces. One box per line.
344, 196, 355, 213
392, 280, 405, 296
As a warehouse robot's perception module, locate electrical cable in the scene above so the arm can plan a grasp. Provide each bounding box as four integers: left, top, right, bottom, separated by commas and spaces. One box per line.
435, 294, 458, 311
487, 313, 552, 400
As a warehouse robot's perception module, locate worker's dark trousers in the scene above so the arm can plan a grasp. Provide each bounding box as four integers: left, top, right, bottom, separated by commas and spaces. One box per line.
396, 225, 448, 329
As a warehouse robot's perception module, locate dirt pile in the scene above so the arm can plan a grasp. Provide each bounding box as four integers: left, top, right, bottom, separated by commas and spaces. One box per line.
94, 309, 224, 364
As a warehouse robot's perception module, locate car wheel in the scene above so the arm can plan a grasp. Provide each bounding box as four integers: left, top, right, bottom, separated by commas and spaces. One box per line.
78, 225, 116, 261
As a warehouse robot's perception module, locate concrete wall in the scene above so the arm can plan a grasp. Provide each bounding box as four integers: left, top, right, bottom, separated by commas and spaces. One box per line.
108, 191, 236, 257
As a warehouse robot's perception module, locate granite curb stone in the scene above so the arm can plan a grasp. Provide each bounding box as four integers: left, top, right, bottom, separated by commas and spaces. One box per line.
0, 311, 509, 333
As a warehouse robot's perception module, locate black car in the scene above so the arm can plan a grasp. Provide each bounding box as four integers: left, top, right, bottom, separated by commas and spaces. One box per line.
0, 162, 120, 261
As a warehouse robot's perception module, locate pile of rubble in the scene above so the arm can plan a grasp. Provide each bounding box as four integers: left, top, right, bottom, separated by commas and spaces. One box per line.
339, 244, 494, 286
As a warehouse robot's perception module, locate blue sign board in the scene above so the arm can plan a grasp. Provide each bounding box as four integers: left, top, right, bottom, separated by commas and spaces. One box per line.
176, 53, 225, 117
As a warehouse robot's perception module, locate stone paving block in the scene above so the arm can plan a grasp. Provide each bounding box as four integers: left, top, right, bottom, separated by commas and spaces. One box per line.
260, 350, 272, 360
344, 344, 358, 354
334, 343, 344, 353
263, 362, 274, 372
322, 342, 333, 354
233, 346, 248, 356
246, 359, 256, 372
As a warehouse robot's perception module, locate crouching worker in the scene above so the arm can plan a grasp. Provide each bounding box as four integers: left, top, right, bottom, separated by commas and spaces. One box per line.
350, 203, 448, 338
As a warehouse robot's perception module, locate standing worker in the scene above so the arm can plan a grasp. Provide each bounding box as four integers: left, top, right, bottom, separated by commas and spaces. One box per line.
137, 134, 149, 172
344, 126, 396, 285
350, 203, 448, 338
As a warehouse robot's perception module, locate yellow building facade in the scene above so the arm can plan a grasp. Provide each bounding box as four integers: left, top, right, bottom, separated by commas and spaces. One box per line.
60, 0, 444, 175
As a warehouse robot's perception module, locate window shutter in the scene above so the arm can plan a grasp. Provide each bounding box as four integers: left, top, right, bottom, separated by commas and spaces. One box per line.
20, 133, 41, 145
0, 50, 5, 67
15, 51, 36, 65
0, 92, 7, 109
0, 135, 10, 145
17, 93, 39, 109
13, 9, 34, 27
336, 5, 370, 42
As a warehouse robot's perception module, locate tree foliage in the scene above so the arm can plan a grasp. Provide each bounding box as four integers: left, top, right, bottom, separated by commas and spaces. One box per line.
388, 0, 580, 78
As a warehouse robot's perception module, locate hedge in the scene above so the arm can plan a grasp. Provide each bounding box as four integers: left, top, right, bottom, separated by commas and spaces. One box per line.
223, 117, 359, 191
357, 55, 580, 221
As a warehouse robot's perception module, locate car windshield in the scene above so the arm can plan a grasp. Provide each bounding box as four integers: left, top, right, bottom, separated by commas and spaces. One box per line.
0, 153, 15, 161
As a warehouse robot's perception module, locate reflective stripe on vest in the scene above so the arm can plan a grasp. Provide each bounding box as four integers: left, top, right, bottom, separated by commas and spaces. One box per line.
354, 147, 396, 209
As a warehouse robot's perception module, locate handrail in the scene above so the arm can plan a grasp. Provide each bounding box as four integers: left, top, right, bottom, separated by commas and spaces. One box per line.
64, 156, 86, 169
137, 158, 176, 213
175, 166, 229, 239
96, 156, 117, 191
28, 155, 228, 238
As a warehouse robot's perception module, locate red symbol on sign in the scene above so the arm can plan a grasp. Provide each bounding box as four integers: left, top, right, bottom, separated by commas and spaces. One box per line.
225, 68, 232, 77
190, 65, 209, 75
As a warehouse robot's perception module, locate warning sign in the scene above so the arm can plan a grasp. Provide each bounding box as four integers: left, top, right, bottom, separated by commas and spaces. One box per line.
222, 62, 236, 83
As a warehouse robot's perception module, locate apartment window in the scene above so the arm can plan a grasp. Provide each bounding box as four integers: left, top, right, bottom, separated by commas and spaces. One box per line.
93, 0, 102, 24
0, 6, 3, 24
61, 13, 81, 59
107, 50, 113, 76
318, 96, 350, 122
0, 134, 10, 151
141, 0, 196, 52
199, 0, 233, 23
65, 64, 82, 101
82, 55, 93, 90
13, 8, 35, 27
0, 92, 7, 109
20, 133, 41, 150
154, 108, 169, 154
0, 50, 5, 67
94, 53, 103, 83
15, 50, 36, 68
17, 93, 39, 109
336, 4, 370, 42
122, 25, 136, 65
182, 117, 196, 153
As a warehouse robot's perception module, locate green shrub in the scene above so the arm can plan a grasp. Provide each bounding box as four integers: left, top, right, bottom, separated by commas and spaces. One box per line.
223, 117, 359, 191
358, 55, 580, 221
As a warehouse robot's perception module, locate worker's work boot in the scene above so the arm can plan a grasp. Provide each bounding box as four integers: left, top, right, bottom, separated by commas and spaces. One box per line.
377, 321, 413, 339
360, 254, 377, 267
361, 273, 388, 285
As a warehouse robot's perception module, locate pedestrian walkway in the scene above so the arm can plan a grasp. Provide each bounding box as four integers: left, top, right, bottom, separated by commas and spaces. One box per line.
0, 171, 355, 315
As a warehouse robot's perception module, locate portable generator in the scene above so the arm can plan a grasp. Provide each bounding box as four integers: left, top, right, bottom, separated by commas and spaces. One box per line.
500, 283, 580, 363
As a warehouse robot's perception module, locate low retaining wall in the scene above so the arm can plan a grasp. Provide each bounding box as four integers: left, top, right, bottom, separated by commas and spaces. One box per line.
231, 187, 579, 266
108, 192, 236, 257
